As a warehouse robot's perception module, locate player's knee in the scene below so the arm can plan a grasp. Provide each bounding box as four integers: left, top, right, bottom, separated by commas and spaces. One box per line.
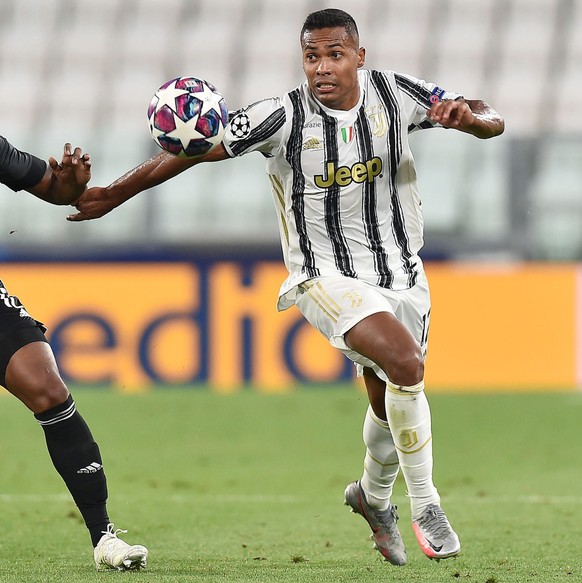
18, 375, 69, 414
36, 377, 69, 411
386, 349, 424, 387
39, 391, 69, 413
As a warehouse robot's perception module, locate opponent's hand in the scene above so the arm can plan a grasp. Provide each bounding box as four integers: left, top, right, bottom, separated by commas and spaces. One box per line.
67, 186, 116, 221
50, 142, 91, 183
427, 99, 475, 130
30, 143, 92, 204
49, 143, 91, 196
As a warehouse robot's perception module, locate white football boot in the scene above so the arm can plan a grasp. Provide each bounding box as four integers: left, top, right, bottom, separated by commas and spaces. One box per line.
94, 523, 148, 571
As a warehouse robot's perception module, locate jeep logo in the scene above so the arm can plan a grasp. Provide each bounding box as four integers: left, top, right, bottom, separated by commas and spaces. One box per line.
314, 157, 382, 188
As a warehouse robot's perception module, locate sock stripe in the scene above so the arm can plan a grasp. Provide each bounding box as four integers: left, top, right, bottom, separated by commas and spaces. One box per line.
369, 411, 391, 430
395, 435, 432, 455
36, 401, 77, 426
386, 380, 425, 395
366, 454, 400, 468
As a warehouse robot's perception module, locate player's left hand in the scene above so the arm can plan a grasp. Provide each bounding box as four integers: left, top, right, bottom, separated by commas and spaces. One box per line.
427, 99, 474, 130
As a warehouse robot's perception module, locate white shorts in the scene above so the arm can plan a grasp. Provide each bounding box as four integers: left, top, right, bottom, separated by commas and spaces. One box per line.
294, 273, 431, 381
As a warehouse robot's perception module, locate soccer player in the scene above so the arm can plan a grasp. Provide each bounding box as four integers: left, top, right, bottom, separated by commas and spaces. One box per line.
68, 9, 504, 565
0, 135, 148, 571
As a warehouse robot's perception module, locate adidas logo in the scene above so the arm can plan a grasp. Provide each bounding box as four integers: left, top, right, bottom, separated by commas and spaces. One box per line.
77, 462, 103, 474
302, 137, 323, 151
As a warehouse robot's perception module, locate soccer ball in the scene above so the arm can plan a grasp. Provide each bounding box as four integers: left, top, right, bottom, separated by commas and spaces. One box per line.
148, 76, 228, 157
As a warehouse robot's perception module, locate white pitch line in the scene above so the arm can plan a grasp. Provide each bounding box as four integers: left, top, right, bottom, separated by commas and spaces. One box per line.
446, 494, 582, 505
168, 494, 300, 503
0, 493, 581, 504
0, 493, 70, 502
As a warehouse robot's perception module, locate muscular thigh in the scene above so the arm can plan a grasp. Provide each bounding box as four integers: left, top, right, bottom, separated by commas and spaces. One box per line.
0, 279, 48, 386
295, 274, 431, 371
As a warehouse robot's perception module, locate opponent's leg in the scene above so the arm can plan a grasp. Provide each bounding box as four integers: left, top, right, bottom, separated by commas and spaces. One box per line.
5, 340, 110, 544
3, 337, 147, 569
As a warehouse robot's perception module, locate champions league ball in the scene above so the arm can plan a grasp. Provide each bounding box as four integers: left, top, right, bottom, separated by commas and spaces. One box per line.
148, 76, 228, 157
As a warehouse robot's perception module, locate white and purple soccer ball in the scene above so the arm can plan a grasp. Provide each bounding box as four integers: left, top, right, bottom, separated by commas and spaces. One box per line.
148, 76, 228, 157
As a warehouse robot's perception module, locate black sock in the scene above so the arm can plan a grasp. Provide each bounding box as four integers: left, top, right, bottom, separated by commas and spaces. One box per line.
35, 394, 110, 547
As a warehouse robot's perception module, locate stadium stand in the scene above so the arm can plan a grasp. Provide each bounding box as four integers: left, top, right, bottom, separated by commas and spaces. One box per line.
0, 0, 580, 259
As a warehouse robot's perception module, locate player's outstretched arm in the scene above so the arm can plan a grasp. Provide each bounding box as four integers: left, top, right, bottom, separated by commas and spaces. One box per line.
67, 144, 230, 222
30, 143, 92, 205
427, 99, 504, 139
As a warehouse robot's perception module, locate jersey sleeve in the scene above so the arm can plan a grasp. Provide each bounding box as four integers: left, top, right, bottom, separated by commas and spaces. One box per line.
393, 73, 463, 134
0, 135, 47, 191
222, 98, 286, 158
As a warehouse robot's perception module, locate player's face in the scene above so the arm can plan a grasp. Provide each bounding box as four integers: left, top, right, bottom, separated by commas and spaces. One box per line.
301, 26, 365, 111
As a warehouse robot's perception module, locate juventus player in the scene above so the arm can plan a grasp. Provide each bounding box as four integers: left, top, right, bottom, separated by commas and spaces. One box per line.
68, 8, 504, 565
0, 136, 147, 570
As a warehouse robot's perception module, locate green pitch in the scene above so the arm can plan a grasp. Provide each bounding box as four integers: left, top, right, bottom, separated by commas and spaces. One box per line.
0, 387, 580, 582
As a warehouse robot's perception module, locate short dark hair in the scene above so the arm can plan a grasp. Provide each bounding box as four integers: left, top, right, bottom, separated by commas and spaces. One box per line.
300, 8, 359, 44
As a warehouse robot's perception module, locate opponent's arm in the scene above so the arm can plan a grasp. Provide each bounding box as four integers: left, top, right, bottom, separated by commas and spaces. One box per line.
427, 99, 504, 139
67, 144, 230, 222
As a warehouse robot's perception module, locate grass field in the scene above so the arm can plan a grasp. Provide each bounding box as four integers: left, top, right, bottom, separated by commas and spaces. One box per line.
0, 386, 580, 582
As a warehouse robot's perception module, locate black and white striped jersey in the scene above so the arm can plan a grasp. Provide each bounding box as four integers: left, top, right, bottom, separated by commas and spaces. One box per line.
222, 70, 461, 310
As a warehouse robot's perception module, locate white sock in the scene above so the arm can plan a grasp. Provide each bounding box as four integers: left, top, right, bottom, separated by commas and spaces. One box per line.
360, 406, 400, 511
384, 381, 440, 518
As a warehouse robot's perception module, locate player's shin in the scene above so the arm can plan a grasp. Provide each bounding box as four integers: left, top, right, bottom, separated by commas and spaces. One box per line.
34, 394, 109, 546
384, 381, 440, 517
361, 405, 400, 510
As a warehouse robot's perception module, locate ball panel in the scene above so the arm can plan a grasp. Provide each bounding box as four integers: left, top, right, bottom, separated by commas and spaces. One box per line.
147, 95, 159, 119
153, 105, 178, 133
175, 77, 204, 92
195, 109, 222, 139
174, 94, 202, 123
157, 135, 187, 156
183, 139, 214, 157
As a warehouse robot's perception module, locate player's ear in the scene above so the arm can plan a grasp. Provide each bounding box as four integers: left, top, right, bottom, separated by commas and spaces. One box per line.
358, 47, 366, 68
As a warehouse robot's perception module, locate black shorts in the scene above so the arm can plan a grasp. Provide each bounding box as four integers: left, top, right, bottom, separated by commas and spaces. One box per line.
0, 279, 48, 387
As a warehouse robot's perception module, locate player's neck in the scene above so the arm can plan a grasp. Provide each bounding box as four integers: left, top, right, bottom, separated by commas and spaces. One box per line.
313, 86, 363, 115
